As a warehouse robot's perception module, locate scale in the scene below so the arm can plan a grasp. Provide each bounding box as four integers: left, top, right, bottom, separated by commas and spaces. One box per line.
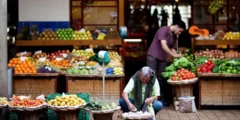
97, 50, 110, 101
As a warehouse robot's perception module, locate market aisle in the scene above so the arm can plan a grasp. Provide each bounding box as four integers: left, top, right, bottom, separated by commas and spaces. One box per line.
101, 106, 240, 120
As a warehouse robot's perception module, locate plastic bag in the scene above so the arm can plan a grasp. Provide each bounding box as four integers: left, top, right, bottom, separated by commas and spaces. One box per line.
178, 96, 197, 113
142, 104, 156, 120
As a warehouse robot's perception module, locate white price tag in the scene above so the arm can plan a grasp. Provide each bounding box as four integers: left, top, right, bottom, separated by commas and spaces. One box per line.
19, 51, 27, 56
56, 57, 63, 61
20, 57, 27, 62
62, 53, 68, 58
35, 50, 42, 54
39, 57, 46, 62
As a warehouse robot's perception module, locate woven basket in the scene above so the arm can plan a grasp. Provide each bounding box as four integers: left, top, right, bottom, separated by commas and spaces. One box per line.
8, 103, 47, 111
85, 106, 121, 114
167, 78, 198, 85
119, 114, 153, 120
201, 79, 223, 105
48, 104, 86, 111
13, 77, 57, 98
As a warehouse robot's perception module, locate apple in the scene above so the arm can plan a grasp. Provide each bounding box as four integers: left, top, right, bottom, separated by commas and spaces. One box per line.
66, 50, 70, 54
62, 50, 66, 53
58, 50, 61, 53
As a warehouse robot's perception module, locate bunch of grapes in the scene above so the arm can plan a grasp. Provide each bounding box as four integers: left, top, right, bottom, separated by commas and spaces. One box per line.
208, 0, 225, 14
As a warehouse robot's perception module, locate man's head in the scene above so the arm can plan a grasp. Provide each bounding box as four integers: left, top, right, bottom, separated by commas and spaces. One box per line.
140, 66, 154, 84
172, 20, 186, 35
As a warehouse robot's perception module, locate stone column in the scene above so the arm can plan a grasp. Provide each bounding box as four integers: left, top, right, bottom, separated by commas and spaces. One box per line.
0, 0, 8, 97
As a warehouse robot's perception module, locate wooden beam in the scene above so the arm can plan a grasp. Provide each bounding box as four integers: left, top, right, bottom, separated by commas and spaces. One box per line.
195, 40, 240, 45
16, 39, 123, 46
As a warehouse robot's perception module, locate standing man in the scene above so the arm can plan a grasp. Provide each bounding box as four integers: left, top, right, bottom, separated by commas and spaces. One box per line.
147, 21, 186, 106
119, 66, 163, 114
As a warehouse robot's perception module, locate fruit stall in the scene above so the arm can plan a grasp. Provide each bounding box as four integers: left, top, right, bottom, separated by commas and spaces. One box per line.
9, 28, 125, 106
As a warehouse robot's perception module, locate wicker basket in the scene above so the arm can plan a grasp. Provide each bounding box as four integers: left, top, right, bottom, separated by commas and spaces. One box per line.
13, 77, 57, 98
8, 103, 47, 111
85, 106, 121, 114
201, 78, 223, 105
67, 77, 121, 103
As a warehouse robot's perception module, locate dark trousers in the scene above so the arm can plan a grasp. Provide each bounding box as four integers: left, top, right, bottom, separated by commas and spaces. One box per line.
146, 54, 172, 102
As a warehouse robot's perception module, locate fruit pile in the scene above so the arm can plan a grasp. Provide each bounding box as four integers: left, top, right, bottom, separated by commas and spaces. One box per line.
73, 30, 92, 40
198, 60, 215, 73
56, 28, 74, 40
108, 51, 122, 60
48, 95, 85, 106
38, 29, 58, 40
0, 97, 7, 105
67, 68, 94, 75
50, 60, 71, 69
49, 50, 70, 60
170, 68, 196, 81
32, 52, 48, 60
85, 101, 118, 111
8, 58, 37, 74
222, 32, 240, 40
104, 30, 121, 39
72, 49, 95, 59
9, 96, 45, 107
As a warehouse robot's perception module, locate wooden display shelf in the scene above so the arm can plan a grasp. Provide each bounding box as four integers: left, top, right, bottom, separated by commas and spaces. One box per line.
65, 74, 124, 78
191, 38, 240, 53
13, 73, 59, 77
195, 40, 240, 45
16, 39, 123, 46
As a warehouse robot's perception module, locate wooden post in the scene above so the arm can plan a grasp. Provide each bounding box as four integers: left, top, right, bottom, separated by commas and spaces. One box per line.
0, 0, 8, 97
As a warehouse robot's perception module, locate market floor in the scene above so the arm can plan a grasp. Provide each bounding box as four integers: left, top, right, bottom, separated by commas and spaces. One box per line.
94, 106, 240, 120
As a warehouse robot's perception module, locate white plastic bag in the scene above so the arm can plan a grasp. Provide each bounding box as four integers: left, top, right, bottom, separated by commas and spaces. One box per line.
178, 96, 197, 113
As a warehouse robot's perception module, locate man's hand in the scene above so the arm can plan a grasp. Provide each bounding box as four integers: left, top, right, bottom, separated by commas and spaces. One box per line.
128, 103, 136, 111
173, 54, 182, 58
145, 97, 153, 105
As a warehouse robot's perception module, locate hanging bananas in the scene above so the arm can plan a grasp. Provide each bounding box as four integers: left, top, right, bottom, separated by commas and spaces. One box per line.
208, 0, 225, 14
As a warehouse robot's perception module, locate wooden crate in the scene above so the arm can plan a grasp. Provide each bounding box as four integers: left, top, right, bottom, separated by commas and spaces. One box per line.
201, 78, 223, 105
13, 76, 57, 98
66, 77, 121, 103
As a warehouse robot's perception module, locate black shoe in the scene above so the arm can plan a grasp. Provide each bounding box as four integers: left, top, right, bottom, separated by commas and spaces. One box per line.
162, 101, 170, 106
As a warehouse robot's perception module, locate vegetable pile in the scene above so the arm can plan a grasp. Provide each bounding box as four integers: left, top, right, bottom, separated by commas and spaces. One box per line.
212, 59, 240, 74
194, 49, 224, 59
198, 60, 215, 73
162, 57, 197, 79
170, 68, 196, 81
178, 48, 194, 61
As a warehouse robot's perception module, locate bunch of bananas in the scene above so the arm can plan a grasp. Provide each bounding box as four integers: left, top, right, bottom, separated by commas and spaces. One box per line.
208, 0, 225, 14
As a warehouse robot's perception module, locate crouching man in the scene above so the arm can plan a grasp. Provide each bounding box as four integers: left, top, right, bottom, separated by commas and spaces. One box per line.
119, 66, 163, 114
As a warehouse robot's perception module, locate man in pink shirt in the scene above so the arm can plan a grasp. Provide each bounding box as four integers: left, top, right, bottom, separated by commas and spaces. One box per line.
147, 21, 186, 106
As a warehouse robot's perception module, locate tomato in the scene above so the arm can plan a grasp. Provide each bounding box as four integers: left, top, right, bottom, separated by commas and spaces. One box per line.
179, 77, 183, 80
181, 68, 185, 71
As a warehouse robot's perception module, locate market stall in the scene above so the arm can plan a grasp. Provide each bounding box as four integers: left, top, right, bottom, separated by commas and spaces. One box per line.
191, 37, 240, 109
10, 28, 125, 101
